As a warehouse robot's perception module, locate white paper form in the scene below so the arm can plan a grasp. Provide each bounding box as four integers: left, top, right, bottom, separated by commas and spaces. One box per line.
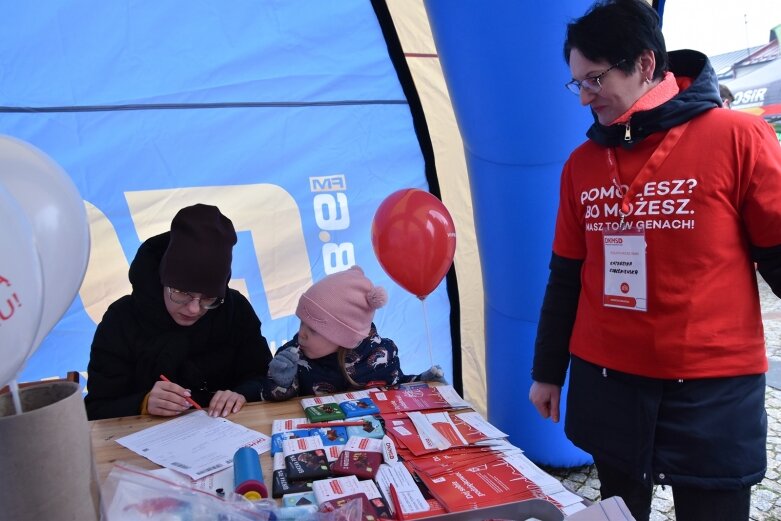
150, 466, 235, 496
116, 410, 270, 480
375, 462, 430, 515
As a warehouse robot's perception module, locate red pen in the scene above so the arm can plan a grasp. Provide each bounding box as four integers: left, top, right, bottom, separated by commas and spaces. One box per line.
389, 483, 405, 521
297, 421, 368, 429
159, 374, 203, 410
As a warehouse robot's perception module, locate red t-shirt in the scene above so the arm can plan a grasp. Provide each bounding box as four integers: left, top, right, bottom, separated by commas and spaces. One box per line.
553, 108, 781, 378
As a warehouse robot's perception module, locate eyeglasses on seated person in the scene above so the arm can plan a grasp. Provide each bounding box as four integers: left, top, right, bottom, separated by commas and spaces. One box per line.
166, 287, 223, 310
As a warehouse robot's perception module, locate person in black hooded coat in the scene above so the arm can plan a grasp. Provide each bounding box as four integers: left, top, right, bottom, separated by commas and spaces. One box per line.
85, 204, 272, 420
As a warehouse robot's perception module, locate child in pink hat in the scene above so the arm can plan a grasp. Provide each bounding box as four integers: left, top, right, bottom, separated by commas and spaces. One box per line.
261, 265, 445, 399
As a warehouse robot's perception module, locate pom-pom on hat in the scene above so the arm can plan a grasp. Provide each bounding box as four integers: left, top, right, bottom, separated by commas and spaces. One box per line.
296, 265, 387, 348
159, 204, 237, 298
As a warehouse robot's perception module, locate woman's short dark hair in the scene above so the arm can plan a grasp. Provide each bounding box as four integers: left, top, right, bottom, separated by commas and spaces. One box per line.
564, 0, 668, 80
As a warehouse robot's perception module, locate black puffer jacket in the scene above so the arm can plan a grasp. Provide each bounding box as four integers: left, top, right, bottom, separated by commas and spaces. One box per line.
85, 232, 273, 420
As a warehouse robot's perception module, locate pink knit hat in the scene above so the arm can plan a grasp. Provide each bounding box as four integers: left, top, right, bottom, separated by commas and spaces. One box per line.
296, 265, 387, 348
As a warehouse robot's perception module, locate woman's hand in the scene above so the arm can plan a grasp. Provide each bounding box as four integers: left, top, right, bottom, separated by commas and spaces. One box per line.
529, 381, 562, 423
147, 380, 194, 416
208, 390, 246, 417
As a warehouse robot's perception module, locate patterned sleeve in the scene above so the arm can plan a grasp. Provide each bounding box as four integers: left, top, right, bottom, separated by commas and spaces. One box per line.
350, 335, 410, 387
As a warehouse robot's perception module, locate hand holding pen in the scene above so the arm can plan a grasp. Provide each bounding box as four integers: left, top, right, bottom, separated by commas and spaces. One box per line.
146, 374, 202, 417
156, 375, 246, 418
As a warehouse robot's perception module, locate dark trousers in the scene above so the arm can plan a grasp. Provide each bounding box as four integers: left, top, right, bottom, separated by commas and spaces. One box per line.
595, 459, 751, 521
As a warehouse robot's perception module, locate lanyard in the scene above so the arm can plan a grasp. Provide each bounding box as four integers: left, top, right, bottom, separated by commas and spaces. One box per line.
606, 121, 690, 227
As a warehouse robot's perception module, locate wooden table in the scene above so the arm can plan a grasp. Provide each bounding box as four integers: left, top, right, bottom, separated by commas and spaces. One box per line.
90, 398, 300, 484
90, 397, 568, 521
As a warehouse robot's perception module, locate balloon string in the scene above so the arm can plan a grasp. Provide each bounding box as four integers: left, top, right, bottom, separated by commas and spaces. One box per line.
420, 298, 434, 368
9, 379, 23, 415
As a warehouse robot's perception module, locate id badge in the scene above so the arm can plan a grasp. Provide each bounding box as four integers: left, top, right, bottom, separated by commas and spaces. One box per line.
603, 227, 647, 311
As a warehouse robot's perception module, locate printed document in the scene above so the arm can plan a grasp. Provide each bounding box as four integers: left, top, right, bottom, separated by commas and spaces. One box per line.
116, 410, 270, 480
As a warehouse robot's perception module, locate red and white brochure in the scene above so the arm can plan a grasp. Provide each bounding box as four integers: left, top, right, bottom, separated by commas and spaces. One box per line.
382, 415, 439, 457
449, 411, 508, 444
423, 412, 469, 447
501, 453, 566, 496
370, 385, 469, 414
406, 412, 451, 451
414, 455, 547, 512
409, 448, 504, 478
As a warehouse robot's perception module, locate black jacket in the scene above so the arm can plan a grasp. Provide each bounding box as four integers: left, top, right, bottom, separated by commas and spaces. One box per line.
586, 50, 721, 149
533, 50, 781, 385
85, 232, 273, 420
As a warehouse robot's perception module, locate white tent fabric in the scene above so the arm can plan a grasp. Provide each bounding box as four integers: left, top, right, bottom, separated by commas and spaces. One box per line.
386, 0, 486, 414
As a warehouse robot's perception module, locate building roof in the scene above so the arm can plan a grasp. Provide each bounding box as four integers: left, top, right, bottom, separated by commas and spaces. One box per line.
709, 24, 780, 80
709, 47, 764, 78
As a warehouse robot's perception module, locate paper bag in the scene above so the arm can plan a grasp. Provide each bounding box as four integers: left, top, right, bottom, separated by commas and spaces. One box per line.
0, 381, 100, 521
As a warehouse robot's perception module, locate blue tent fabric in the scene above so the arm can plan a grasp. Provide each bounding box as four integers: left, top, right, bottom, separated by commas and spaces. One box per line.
1, 0, 678, 470
0, 1, 456, 389
424, 0, 595, 467
0, 3, 403, 106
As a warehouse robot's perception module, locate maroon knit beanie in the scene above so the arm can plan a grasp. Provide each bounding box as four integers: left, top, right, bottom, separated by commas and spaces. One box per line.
159, 204, 237, 298
296, 265, 387, 348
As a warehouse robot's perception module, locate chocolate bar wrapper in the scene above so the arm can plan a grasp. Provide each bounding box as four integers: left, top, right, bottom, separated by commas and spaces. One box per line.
304, 403, 347, 422
346, 415, 385, 439
272, 453, 314, 498
271, 429, 311, 456
285, 449, 331, 481
319, 492, 381, 521
281, 490, 317, 508
339, 397, 380, 417
330, 449, 382, 479
310, 425, 349, 446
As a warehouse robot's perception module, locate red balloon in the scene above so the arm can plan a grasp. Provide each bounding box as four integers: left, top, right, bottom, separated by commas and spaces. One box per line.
371, 188, 457, 299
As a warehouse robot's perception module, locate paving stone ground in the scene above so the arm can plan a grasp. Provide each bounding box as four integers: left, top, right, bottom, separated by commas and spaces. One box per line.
542, 279, 781, 520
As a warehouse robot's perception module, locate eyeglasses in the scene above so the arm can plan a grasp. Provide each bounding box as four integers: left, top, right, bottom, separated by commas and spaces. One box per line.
565, 59, 626, 95
167, 287, 223, 310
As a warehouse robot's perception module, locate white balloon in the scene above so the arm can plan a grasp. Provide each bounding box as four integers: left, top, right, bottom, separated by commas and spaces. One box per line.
0, 185, 44, 387
0, 135, 90, 359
